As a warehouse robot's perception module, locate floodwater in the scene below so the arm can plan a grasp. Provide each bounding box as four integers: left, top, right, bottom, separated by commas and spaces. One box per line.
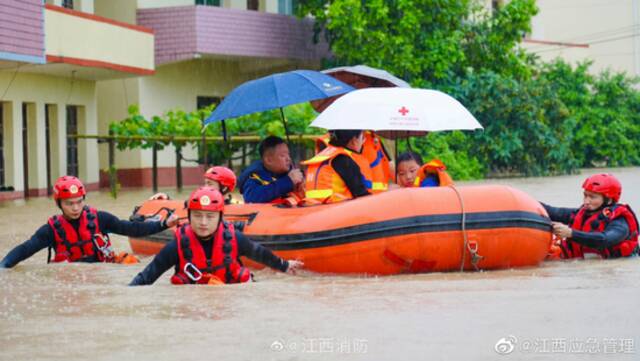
1, 168, 639, 361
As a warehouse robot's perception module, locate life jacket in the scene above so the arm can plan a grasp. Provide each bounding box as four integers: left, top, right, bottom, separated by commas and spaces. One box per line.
414, 159, 454, 187
314, 133, 331, 154
302, 145, 373, 203
47, 206, 113, 263
315, 132, 391, 193
248, 172, 301, 206
170, 222, 251, 285
361, 131, 391, 193
559, 204, 639, 259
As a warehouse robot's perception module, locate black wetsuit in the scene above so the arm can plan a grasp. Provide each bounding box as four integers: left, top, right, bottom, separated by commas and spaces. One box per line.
0, 211, 167, 268
129, 230, 289, 285
542, 203, 630, 250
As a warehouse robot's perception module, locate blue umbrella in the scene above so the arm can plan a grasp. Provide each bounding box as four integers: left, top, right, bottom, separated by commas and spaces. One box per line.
204, 70, 355, 141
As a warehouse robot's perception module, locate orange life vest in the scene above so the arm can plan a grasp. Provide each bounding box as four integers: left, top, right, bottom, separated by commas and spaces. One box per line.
414, 159, 454, 187
559, 204, 639, 259
314, 133, 331, 154
47, 206, 113, 263
302, 145, 373, 203
361, 131, 391, 193
315, 131, 391, 193
171, 222, 251, 285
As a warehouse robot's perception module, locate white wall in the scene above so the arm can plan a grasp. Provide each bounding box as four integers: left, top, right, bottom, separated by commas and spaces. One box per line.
97, 57, 309, 172
522, 0, 638, 76
94, 0, 137, 24
0, 70, 98, 191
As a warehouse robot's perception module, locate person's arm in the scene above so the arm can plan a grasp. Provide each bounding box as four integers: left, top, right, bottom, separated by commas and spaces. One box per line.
242, 173, 294, 203
97, 211, 167, 237
541, 202, 577, 224
236, 232, 289, 272
332, 155, 371, 198
0, 225, 54, 268
129, 240, 179, 286
571, 217, 630, 250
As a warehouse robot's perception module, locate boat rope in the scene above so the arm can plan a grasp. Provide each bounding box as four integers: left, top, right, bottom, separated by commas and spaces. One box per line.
449, 185, 484, 271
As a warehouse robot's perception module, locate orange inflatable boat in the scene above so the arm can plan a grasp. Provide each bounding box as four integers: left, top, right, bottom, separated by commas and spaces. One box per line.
129, 185, 552, 275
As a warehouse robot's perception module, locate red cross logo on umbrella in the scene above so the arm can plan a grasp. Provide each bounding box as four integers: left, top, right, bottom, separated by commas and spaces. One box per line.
398, 106, 409, 116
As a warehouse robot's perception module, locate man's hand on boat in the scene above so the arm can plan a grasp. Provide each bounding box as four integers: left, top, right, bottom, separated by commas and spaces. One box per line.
288, 168, 304, 185
551, 222, 573, 238
163, 213, 179, 228
286, 260, 304, 274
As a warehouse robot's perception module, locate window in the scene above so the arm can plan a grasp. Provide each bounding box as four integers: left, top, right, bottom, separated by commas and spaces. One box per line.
62, 0, 74, 9
195, 0, 220, 6
197, 96, 221, 110
247, 0, 259, 11
196, 96, 222, 166
278, 0, 297, 15
66, 106, 78, 177
0, 103, 4, 187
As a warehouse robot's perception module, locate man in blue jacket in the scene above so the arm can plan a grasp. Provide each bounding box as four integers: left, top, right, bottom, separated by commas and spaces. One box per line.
238, 136, 304, 203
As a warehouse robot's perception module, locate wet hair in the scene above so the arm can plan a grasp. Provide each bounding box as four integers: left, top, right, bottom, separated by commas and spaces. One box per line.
328, 130, 363, 148
397, 151, 423, 166
259, 136, 285, 158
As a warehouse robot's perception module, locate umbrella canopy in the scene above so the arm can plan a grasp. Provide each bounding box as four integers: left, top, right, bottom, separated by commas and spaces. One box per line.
204, 70, 355, 125
310, 88, 483, 136
323, 64, 411, 88
311, 65, 410, 112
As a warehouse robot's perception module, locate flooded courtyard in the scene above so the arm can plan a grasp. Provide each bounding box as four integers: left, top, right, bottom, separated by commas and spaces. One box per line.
0, 168, 638, 361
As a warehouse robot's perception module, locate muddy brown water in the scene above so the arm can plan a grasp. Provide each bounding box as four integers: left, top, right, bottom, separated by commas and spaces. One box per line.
1, 168, 638, 360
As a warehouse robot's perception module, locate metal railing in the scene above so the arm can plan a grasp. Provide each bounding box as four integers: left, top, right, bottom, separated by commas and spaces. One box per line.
68, 134, 318, 196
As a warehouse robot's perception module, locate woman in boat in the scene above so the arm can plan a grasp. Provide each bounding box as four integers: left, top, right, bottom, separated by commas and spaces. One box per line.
129, 187, 303, 285
543, 173, 638, 259
395, 151, 453, 188
0, 176, 177, 268
303, 129, 373, 203
315, 130, 392, 194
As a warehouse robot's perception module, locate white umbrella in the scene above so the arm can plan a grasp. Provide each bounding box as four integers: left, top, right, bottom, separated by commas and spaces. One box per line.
310, 88, 483, 135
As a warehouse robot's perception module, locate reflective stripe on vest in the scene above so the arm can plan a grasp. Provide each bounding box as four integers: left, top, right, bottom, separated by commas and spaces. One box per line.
361, 131, 390, 193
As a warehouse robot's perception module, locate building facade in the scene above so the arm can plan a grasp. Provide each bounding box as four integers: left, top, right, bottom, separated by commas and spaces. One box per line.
490, 0, 640, 77
0, 0, 154, 200
0, 0, 326, 200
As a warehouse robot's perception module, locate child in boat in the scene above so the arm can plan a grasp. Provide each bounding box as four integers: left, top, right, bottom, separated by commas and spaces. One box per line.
395, 151, 453, 188
542, 173, 638, 259
129, 187, 303, 285
150, 166, 237, 204
0, 176, 177, 268
302, 130, 372, 203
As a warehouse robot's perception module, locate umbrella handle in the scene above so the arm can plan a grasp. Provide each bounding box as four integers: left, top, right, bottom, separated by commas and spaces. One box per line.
279, 108, 291, 143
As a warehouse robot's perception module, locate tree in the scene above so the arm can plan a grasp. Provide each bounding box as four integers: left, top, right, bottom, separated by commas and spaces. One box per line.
298, 0, 538, 86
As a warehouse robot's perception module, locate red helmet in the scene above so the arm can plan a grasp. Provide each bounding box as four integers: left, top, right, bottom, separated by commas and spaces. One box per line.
582, 173, 622, 202
204, 166, 236, 192
53, 176, 86, 201
187, 187, 224, 212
